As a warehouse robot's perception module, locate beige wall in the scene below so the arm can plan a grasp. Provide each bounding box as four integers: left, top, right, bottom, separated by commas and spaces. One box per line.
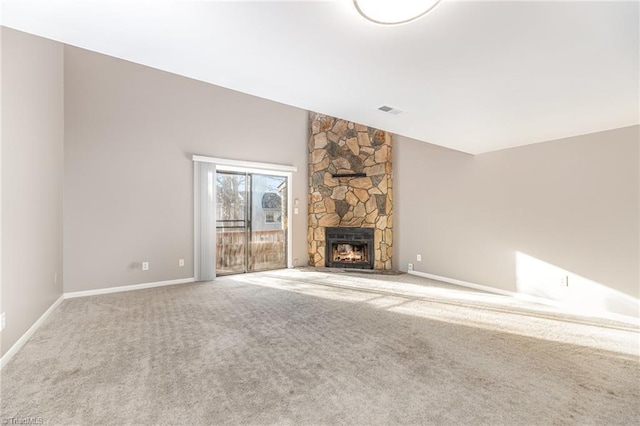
2, 28, 636, 343
394, 126, 639, 317
63, 46, 309, 292
1, 28, 64, 356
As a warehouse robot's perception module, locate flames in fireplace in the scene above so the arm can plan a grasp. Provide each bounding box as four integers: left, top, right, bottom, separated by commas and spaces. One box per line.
333, 243, 365, 263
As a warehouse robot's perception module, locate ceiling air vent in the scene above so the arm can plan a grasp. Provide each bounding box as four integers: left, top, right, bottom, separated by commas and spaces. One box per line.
377, 105, 404, 115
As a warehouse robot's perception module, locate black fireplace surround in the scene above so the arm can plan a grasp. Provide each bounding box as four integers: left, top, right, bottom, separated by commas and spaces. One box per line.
325, 227, 374, 269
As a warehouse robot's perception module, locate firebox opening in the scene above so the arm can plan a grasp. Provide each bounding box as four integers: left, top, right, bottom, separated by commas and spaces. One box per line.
333, 243, 367, 263
325, 227, 374, 269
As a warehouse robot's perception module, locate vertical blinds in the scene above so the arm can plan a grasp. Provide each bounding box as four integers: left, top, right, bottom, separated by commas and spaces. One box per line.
194, 161, 216, 281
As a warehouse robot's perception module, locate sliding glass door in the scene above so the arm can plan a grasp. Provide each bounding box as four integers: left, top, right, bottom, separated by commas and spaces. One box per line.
248, 173, 288, 271
215, 172, 247, 274
216, 171, 287, 274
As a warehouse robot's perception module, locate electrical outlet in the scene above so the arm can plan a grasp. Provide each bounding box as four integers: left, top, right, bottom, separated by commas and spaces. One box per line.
178, 259, 185, 267
54, 273, 58, 283
142, 261, 149, 271
1, 312, 5, 331
408, 263, 414, 271
417, 254, 422, 262
560, 275, 569, 286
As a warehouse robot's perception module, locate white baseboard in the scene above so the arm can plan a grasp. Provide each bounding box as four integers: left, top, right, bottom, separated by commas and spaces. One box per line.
408, 270, 564, 307
409, 270, 514, 296
0, 294, 65, 370
1, 277, 197, 370
408, 270, 639, 324
64, 277, 196, 299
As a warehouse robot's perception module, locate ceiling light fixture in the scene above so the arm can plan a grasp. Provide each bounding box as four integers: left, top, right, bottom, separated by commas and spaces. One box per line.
353, 0, 442, 25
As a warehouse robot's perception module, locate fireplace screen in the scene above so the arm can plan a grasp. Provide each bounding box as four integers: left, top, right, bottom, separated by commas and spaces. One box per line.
325, 227, 374, 269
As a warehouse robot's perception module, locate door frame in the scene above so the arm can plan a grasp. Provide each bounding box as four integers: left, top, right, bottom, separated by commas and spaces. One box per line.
193, 155, 297, 277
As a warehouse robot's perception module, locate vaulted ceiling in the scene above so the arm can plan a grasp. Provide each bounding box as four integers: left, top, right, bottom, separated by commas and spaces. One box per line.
2, 0, 638, 154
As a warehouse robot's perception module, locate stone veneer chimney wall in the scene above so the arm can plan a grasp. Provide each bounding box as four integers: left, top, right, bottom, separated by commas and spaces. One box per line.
307, 112, 393, 270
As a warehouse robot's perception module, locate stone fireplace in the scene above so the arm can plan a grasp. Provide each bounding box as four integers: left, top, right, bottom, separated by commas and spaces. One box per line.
307, 112, 393, 270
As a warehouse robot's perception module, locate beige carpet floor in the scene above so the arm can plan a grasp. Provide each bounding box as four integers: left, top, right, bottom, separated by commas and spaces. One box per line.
1, 268, 639, 425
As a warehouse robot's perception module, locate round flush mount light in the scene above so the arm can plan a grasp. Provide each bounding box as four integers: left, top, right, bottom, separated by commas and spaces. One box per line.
353, 0, 442, 25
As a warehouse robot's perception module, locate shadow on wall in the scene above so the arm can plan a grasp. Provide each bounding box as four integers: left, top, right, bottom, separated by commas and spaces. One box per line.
516, 252, 639, 318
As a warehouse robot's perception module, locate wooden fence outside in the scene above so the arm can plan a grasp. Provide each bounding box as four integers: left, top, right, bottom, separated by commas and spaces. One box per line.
216, 229, 286, 272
